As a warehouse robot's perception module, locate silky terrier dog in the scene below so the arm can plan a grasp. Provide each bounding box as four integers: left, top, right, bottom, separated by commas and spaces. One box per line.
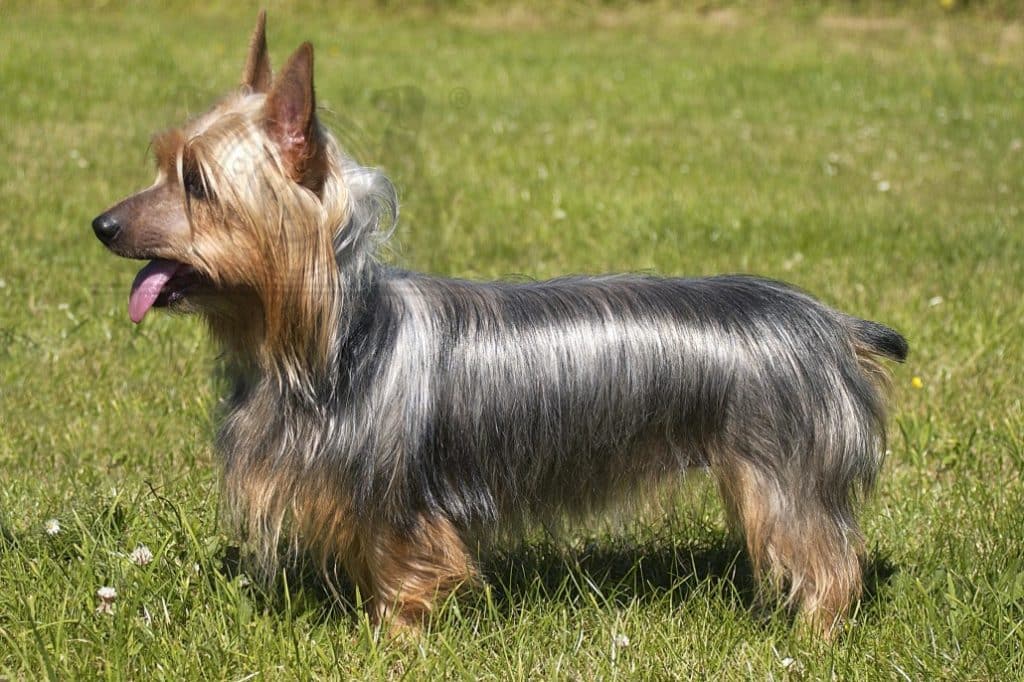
93, 12, 907, 636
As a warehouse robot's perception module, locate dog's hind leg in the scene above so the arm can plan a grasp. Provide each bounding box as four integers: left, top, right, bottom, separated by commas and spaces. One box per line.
713, 453, 864, 638
359, 515, 478, 631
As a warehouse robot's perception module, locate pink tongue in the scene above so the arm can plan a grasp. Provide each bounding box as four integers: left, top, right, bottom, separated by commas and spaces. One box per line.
128, 259, 181, 324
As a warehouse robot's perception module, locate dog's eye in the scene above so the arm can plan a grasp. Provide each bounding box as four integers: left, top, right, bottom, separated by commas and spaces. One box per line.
182, 165, 208, 200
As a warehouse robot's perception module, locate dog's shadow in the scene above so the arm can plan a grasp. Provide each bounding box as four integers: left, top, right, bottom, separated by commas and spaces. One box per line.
483, 536, 753, 609
230, 528, 897, 630
480, 536, 897, 620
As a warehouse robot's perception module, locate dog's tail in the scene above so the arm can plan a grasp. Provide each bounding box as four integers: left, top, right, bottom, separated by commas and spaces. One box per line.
844, 316, 908, 363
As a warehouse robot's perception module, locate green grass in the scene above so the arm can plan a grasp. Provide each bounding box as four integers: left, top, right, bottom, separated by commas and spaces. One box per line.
2, 2, 1023, 678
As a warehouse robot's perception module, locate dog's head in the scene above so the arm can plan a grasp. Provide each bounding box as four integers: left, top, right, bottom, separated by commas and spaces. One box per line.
92, 11, 342, 336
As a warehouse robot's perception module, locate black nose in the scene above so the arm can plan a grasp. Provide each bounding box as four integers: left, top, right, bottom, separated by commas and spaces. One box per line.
92, 213, 121, 246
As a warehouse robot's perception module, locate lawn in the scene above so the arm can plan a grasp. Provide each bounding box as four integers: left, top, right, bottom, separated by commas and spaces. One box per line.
1, 2, 1022, 678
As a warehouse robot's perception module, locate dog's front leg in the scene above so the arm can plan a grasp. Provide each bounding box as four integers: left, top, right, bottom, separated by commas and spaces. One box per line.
355, 515, 478, 632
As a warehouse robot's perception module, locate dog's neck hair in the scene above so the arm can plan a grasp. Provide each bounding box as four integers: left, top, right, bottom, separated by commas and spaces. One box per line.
185, 92, 397, 404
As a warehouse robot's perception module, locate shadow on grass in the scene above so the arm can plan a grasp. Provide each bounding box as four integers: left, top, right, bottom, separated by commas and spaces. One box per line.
229, 530, 898, 631
481, 535, 756, 611
482, 538, 895, 624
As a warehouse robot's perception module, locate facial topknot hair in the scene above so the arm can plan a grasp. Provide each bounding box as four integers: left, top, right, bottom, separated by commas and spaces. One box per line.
166, 87, 398, 396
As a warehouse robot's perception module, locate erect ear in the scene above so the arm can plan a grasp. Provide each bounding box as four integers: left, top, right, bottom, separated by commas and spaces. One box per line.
241, 10, 272, 93
263, 42, 326, 193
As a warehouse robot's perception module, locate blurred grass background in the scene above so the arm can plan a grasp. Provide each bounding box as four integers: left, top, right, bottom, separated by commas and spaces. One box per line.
0, 1, 1022, 678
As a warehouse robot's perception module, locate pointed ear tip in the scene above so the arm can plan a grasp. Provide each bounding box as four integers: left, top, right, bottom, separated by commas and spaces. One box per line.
242, 10, 272, 92
282, 42, 315, 70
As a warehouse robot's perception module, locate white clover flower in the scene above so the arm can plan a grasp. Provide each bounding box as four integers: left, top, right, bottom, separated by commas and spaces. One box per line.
96, 586, 117, 615
877, 180, 891, 192
613, 632, 630, 648
130, 544, 154, 566
774, 644, 805, 673
44, 519, 60, 536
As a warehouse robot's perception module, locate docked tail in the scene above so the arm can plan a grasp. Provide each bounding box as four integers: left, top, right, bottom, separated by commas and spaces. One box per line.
845, 316, 908, 363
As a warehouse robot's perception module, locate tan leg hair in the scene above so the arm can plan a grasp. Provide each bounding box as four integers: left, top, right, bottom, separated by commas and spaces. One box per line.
279, 485, 477, 631
357, 515, 478, 631
715, 457, 863, 639
227, 468, 476, 631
